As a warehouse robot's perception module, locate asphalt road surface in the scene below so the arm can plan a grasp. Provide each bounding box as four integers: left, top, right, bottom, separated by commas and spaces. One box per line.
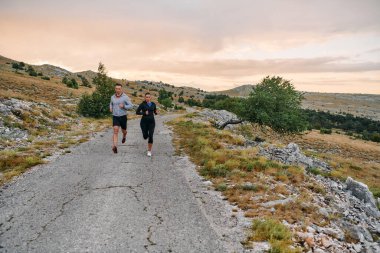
0, 114, 231, 253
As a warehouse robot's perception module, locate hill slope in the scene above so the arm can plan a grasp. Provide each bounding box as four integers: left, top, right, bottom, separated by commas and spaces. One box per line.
217, 84, 380, 121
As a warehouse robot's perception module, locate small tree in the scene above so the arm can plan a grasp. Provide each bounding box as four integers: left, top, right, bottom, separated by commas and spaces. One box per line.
178, 96, 185, 103
78, 62, 115, 118
243, 76, 307, 133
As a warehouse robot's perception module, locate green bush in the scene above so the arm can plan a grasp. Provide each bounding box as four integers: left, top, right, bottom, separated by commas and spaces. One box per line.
320, 128, 332, 134
178, 96, 185, 103
160, 98, 173, 109
215, 183, 228, 191
28, 70, 38, 77
200, 164, 230, 177
77, 63, 115, 118
185, 98, 202, 107
12, 62, 21, 70
251, 219, 295, 253
41, 76, 50, 80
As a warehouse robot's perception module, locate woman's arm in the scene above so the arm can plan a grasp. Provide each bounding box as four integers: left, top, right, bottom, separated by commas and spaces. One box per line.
136, 104, 143, 115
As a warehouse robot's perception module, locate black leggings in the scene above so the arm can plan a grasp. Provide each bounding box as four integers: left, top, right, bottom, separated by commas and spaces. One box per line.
140, 117, 155, 144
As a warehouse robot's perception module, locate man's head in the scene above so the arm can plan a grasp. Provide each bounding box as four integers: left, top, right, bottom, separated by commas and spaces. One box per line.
115, 83, 122, 96
145, 92, 151, 102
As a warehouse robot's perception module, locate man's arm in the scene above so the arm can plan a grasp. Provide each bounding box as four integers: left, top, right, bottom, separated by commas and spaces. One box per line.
123, 96, 133, 110
154, 104, 158, 115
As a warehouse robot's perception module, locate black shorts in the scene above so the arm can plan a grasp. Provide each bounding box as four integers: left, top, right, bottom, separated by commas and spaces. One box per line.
113, 115, 127, 130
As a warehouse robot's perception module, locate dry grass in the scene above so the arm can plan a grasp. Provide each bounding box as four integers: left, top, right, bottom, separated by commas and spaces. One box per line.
169, 116, 329, 251
0, 150, 44, 184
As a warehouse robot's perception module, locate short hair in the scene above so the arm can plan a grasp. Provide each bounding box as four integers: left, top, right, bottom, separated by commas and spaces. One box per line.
115, 83, 122, 87
145, 92, 151, 96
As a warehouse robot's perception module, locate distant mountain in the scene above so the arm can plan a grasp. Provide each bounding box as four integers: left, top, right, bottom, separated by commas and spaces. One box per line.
215, 84, 255, 97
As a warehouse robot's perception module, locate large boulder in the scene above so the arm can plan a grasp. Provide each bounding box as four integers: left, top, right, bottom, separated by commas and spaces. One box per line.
199, 109, 242, 129
346, 177, 377, 208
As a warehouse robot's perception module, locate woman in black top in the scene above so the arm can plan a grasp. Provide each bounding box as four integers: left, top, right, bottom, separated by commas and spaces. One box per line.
136, 92, 158, 157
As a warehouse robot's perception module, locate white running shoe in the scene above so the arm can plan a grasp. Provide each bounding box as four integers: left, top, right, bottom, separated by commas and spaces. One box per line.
147, 151, 152, 157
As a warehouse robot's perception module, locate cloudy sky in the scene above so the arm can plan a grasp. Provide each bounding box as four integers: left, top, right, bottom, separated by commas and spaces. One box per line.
1, 0, 380, 93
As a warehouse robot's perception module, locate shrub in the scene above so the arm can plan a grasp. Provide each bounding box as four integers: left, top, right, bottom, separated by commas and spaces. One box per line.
215, 183, 228, 191
12, 62, 21, 70
251, 219, 295, 253
241, 183, 258, 191
185, 98, 202, 107
160, 98, 173, 109
200, 164, 230, 177
41, 76, 50, 80
178, 96, 185, 103
320, 128, 332, 134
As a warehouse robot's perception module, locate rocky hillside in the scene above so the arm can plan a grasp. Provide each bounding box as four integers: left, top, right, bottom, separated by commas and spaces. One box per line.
170, 109, 380, 252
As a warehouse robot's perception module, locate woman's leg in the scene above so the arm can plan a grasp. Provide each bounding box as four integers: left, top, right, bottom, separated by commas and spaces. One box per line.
147, 120, 155, 151
140, 119, 149, 140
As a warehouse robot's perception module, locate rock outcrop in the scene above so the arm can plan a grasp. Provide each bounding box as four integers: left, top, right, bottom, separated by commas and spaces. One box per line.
259, 143, 331, 171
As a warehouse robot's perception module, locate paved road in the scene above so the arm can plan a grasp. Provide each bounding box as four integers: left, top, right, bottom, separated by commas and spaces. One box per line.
0, 114, 230, 253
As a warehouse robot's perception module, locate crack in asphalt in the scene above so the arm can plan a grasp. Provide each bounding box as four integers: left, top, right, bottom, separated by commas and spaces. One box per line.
144, 209, 164, 252
24, 180, 88, 249
91, 185, 142, 202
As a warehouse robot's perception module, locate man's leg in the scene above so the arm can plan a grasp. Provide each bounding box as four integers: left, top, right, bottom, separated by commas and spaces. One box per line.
121, 116, 127, 143
113, 126, 119, 147
121, 129, 127, 143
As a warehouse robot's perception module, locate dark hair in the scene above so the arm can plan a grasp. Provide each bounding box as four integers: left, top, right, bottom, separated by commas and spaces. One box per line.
145, 92, 151, 96
115, 83, 122, 87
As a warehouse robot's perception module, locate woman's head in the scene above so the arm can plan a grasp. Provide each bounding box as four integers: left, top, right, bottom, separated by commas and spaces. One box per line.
145, 92, 151, 102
